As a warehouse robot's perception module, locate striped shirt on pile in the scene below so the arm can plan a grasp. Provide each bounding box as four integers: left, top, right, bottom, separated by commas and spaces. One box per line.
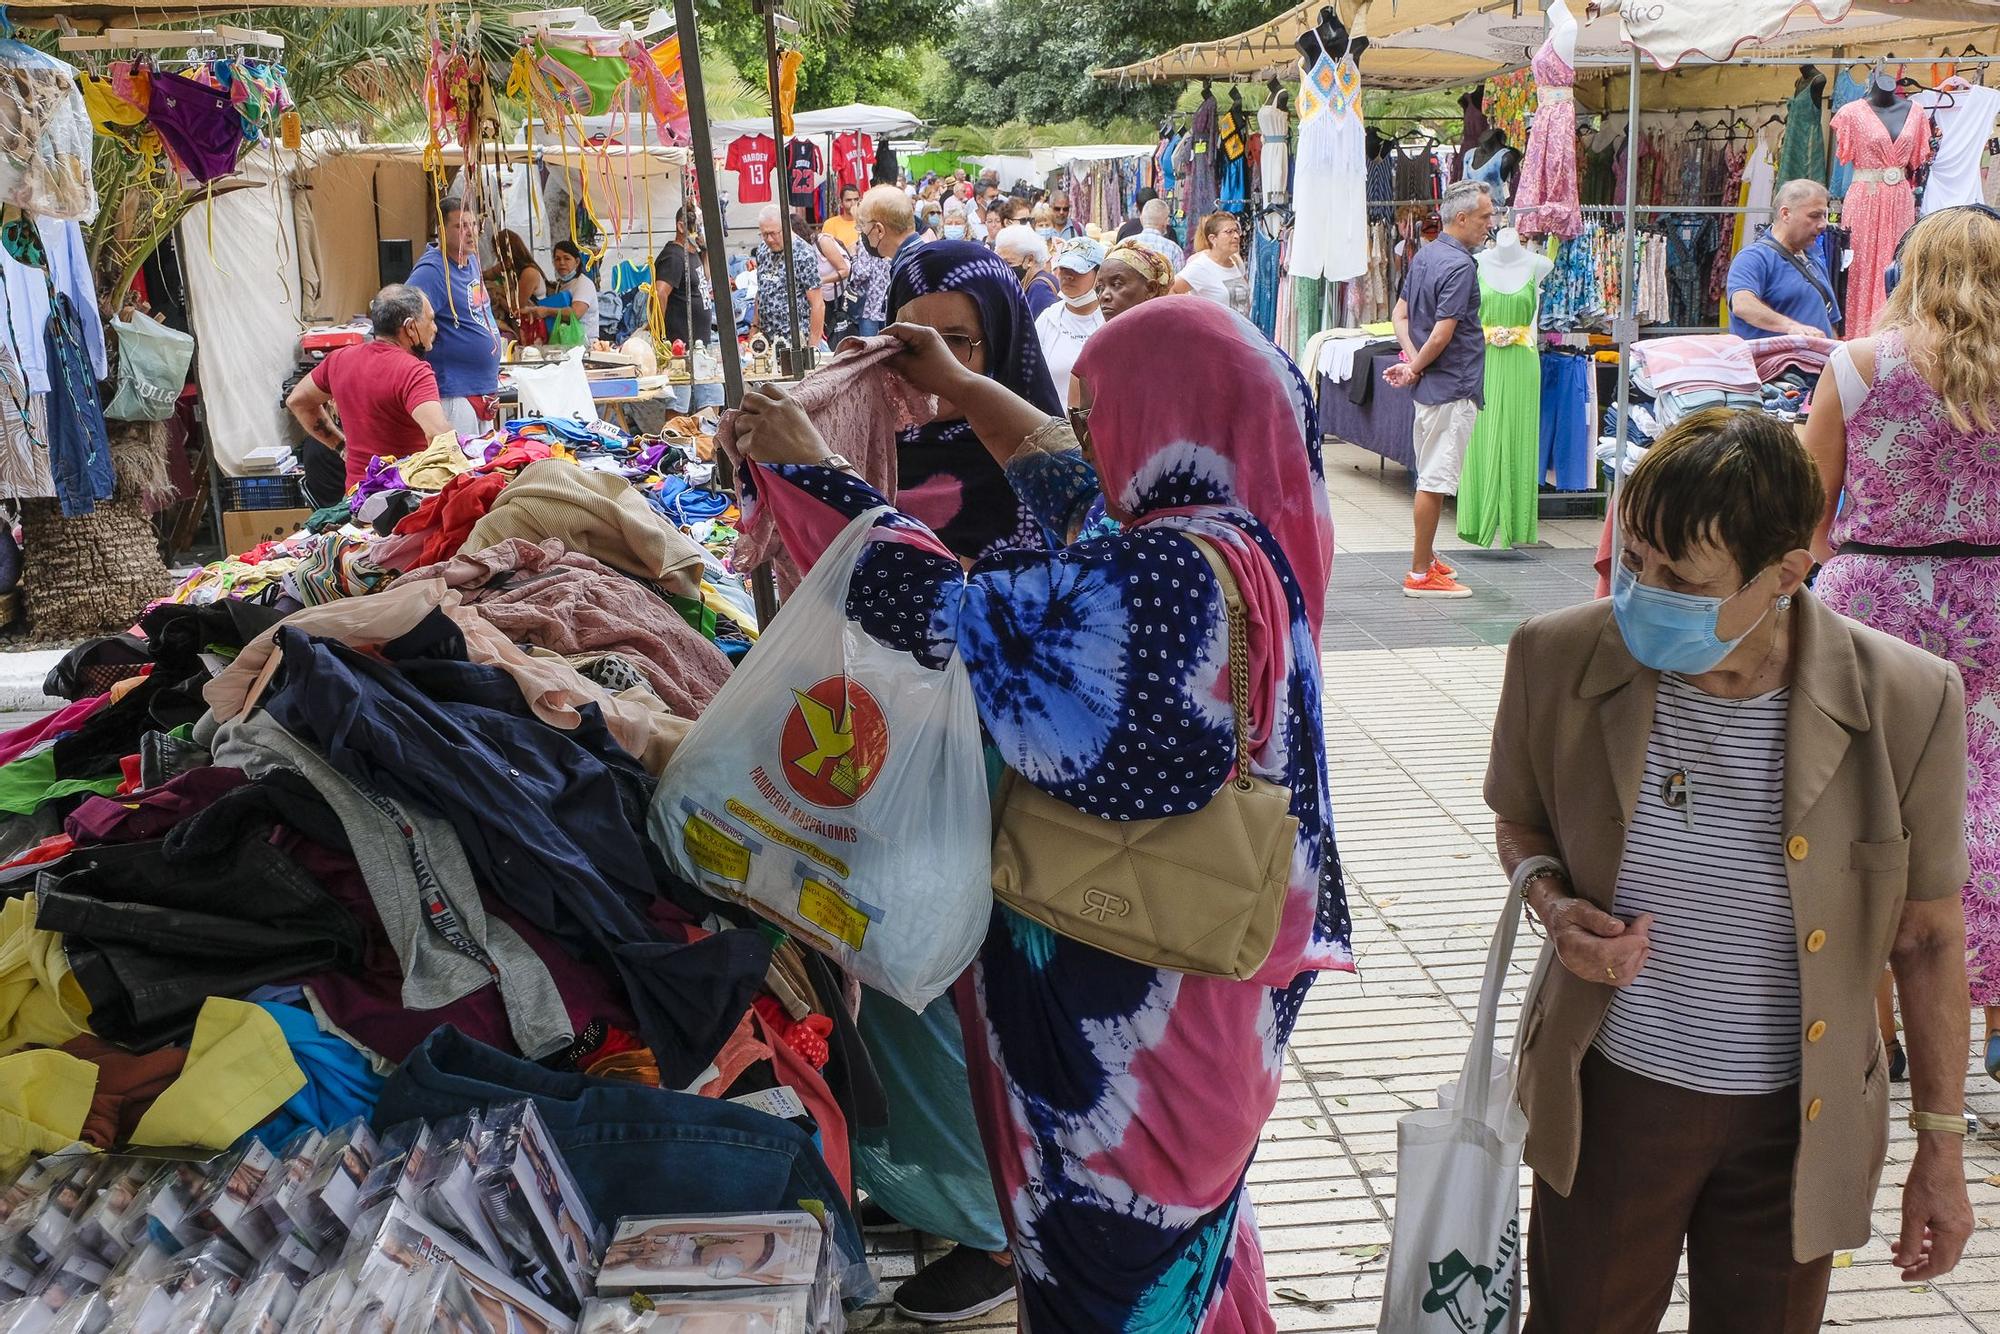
1592, 673, 1800, 1095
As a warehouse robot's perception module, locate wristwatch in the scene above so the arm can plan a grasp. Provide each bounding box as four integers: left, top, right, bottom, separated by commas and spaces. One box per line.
821, 453, 856, 474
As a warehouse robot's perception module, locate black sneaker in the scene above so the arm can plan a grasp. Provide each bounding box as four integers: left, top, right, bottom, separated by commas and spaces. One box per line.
891, 1245, 1017, 1324
1889, 1038, 1908, 1083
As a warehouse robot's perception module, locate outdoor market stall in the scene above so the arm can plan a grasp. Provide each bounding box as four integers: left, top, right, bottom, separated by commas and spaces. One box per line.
0, 4, 922, 1328
1098, 0, 2000, 546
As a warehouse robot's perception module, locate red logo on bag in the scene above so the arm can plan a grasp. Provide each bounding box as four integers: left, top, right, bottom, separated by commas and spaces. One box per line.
779, 675, 888, 808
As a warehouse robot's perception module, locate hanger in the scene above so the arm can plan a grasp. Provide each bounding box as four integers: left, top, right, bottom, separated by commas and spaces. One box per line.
59, 24, 285, 53
1685, 118, 1709, 140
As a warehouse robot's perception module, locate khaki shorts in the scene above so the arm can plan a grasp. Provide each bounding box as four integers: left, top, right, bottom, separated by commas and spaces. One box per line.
1413, 397, 1479, 496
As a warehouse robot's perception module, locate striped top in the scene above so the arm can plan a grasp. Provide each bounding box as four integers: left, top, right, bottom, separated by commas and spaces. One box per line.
1592, 673, 1800, 1095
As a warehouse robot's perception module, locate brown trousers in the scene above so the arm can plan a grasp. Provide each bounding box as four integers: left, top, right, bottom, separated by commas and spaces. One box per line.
1525, 1049, 1835, 1334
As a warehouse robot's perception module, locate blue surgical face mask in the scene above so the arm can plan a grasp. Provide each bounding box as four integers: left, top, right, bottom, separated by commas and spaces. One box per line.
1611, 556, 1770, 675
1037, 227, 1058, 239
943, 224, 967, 239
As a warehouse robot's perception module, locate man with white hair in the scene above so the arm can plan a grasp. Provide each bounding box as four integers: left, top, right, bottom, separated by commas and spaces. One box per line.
749, 204, 825, 349
1726, 178, 1841, 339
1130, 197, 1186, 272
994, 224, 1060, 317
1386, 179, 1495, 599
857, 184, 923, 279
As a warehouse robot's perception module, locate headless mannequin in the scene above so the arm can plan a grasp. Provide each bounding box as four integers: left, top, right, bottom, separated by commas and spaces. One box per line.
1868, 64, 1912, 138
1545, 0, 1578, 66
1796, 63, 1827, 107
1295, 6, 1368, 68
1465, 128, 1520, 179
1476, 226, 1553, 294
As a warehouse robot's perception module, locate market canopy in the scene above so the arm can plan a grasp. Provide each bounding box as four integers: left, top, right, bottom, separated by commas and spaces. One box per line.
712, 103, 923, 139
1094, 0, 2000, 87
1619, 0, 2000, 69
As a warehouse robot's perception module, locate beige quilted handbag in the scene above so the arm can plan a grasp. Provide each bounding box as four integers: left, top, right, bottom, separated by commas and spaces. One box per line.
989, 535, 1299, 979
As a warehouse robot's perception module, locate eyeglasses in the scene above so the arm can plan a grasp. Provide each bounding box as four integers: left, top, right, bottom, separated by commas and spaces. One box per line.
1067, 405, 1093, 455
940, 333, 985, 363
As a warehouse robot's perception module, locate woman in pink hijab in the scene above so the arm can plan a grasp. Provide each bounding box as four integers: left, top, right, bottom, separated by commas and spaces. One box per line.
730, 296, 1347, 1331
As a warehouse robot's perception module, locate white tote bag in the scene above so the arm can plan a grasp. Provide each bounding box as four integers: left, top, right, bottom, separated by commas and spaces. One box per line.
648, 507, 992, 1010
1377, 890, 1530, 1334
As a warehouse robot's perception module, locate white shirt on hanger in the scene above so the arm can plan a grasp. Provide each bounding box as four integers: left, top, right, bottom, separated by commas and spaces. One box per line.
1916, 83, 2000, 215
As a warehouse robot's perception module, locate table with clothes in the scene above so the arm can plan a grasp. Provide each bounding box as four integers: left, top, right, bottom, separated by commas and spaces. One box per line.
1309, 332, 1421, 470
0, 357, 946, 1327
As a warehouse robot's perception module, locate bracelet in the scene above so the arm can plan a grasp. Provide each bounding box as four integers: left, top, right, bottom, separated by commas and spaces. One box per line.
1909, 1111, 1970, 1136
1511, 856, 1568, 939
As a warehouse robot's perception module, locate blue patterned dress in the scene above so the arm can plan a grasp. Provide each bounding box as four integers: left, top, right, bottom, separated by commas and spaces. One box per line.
747, 368, 1351, 1329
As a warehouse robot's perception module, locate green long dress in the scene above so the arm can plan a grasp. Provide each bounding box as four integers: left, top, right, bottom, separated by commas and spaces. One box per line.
1457, 272, 1542, 548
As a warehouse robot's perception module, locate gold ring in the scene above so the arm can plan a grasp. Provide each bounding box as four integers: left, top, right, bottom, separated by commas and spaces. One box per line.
1605, 965, 1617, 982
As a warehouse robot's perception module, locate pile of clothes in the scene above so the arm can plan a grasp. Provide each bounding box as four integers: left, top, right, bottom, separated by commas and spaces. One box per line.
0, 399, 890, 1330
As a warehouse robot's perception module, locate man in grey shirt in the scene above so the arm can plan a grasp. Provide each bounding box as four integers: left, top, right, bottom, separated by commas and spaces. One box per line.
1386, 180, 1495, 599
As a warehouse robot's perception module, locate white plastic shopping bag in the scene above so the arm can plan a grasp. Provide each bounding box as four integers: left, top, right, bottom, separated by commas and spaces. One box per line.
648, 507, 992, 1009
511, 347, 598, 422
1378, 891, 1529, 1334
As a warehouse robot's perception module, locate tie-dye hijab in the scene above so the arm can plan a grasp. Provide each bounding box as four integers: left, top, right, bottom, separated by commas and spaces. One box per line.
1074, 296, 1334, 737
887, 241, 1064, 560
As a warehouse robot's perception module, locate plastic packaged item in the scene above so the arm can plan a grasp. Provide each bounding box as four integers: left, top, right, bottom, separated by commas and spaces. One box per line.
416, 1115, 508, 1271
649, 507, 993, 1009
355, 1123, 434, 1220
595, 1212, 824, 1294
342, 1199, 570, 1334
578, 1288, 814, 1332
187, 1144, 281, 1258
296, 1120, 379, 1245
472, 1101, 601, 1312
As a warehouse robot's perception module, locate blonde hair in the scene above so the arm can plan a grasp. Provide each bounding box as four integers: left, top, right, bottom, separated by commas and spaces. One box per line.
1876, 206, 2000, 434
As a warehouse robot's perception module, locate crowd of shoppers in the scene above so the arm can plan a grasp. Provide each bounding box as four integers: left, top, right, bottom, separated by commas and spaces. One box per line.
339, 160, 1998, 1334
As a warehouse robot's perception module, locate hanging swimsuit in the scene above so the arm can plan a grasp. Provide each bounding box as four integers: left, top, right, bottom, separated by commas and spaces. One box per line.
537, 45, 629, 116
149, 74, 244, 184
79, 71, 154, 156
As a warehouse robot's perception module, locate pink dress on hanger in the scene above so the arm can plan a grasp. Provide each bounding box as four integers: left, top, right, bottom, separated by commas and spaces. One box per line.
1833, 98, 1932, 336
1514, 34, 1582, 238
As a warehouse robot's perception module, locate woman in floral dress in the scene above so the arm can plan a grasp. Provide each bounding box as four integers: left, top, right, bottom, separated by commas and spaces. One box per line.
1808, 205, 2000, 1073
730, 297, 1350, 1330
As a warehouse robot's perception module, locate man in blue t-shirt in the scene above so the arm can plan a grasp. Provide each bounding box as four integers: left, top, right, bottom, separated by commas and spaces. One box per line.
1726, 179, 1842, 341
405, 197, 503, 435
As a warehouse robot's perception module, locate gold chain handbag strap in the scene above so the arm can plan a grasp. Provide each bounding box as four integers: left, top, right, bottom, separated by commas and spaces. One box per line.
1185, 535, 1256, 791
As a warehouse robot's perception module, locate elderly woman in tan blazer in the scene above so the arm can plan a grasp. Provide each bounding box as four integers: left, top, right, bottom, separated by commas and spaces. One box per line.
1486, 408, 1973, 1334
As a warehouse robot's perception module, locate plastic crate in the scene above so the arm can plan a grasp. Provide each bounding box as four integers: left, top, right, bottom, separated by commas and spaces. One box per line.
226, 475, 305, 511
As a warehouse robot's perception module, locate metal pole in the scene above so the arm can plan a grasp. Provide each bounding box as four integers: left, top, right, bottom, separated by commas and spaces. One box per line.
1609, 44, 1641, 542
671, 0, 743, 412
759, 0, 804, 370
672, 0, 782, 628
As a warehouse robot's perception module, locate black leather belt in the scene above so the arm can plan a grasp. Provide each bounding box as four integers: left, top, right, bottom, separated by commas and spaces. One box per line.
1840, 541, 2000, 559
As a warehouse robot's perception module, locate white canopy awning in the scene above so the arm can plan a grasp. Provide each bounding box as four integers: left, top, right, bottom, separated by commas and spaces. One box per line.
1617, 0, 2000, 70
712, 102, 923, 140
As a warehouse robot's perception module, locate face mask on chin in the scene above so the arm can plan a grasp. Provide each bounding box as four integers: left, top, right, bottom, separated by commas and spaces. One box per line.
1062, 289, 1098, 310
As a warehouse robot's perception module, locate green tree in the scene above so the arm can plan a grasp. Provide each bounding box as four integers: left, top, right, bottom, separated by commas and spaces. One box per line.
699, 0, 956, 112
923, 0, 1296, 126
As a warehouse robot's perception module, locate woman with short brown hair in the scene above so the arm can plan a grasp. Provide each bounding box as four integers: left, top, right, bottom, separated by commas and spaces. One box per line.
1489, 407, 1973, 1332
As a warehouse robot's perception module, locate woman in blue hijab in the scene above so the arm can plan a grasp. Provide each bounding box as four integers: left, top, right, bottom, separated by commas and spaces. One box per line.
888, 241, 1065, 560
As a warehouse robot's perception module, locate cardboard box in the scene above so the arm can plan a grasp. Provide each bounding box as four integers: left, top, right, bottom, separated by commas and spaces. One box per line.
222, 507, 311, 553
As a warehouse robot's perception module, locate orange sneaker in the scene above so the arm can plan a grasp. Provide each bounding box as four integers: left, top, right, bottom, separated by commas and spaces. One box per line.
1404, 568, 1472, 599
1429, 557, 1457, 580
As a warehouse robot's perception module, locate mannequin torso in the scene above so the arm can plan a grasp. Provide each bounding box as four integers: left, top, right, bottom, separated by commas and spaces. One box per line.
1476, 228, 1552, 294
1868, 70, 1912, 139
